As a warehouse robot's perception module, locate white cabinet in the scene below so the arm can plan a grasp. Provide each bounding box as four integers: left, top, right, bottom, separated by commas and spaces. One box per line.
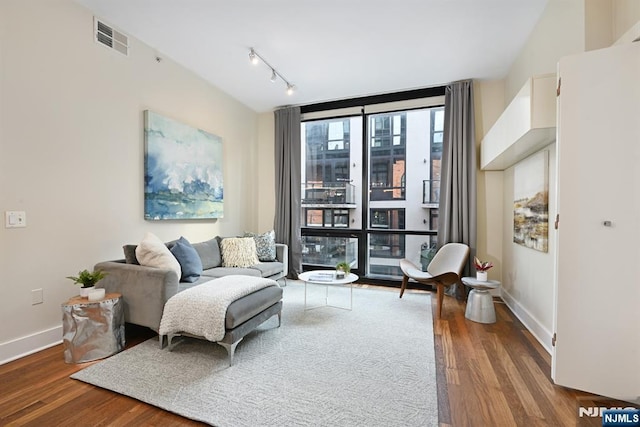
480, 74, 556, 170
552, 42, 640, 404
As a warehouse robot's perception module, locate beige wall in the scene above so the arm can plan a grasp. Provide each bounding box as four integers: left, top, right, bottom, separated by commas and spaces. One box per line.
499, 143, 557, 350
0, 0, 260, 361
585, 0, 614, 50
473, 80, 505, 279
257, 112, 276, 232
505, 0, 585, 102
507, 0, 640, 100
585, 0, 640, 50
481, 0, 640, 351
613, 0, 640, 41
483, 0, 586, 352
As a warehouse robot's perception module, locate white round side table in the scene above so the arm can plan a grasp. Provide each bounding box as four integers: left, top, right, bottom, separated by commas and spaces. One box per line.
298, 270, 358, 311
461, 277, 501, 324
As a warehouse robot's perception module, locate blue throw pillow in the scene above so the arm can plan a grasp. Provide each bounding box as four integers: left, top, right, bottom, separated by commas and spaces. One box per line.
170, 237, 203, 283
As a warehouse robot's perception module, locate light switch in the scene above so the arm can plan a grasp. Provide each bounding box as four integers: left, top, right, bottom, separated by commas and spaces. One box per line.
5, 211, 26, 228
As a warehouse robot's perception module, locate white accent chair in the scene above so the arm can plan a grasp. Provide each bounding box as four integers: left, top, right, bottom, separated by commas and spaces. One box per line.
399, 243, 470, 318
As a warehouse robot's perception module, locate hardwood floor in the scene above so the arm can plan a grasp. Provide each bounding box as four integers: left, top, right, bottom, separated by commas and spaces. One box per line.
0, 285, 631, 426
430, 294, 610, 427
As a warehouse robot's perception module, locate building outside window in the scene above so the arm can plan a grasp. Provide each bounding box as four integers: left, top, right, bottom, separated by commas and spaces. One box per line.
300, 104, 444, 280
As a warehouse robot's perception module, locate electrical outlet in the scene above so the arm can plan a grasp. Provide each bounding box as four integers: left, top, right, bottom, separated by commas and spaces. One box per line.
31, 289, 43, 305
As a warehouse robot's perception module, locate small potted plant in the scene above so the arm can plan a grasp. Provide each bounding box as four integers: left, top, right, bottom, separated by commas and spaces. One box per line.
335, 261, 351, 279
473, 257, 493, 282
67, 269, 107, 298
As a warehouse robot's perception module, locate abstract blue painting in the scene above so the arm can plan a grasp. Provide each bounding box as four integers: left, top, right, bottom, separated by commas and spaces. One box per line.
144, 110, 223, 220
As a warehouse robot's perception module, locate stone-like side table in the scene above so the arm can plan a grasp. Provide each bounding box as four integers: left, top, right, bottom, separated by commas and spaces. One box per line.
61, 292, 125, 363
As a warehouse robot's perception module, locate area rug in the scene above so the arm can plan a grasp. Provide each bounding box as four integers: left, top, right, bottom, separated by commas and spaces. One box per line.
71, 282, 438, 426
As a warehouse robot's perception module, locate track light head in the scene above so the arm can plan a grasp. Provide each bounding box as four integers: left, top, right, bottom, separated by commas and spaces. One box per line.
286, 84, 295, 95
270, 69, 277, 83
249, 49, 259, 65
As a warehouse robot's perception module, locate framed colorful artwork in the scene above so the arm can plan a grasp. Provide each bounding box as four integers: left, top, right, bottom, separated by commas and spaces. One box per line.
513, 150, 549, 252
144, 110, 223, 220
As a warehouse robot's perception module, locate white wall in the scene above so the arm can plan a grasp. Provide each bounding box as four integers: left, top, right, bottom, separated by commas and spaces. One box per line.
0, 0, 260, 362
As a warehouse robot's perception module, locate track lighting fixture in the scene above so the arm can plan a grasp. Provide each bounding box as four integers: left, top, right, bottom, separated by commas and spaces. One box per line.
248, 47, 296, 95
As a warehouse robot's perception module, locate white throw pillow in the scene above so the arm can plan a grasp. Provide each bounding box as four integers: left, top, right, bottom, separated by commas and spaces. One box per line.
221, 237, 260, 268
135, 232, 182, 278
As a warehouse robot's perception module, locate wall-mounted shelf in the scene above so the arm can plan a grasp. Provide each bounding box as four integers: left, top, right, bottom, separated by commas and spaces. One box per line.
480, 74, 557, 170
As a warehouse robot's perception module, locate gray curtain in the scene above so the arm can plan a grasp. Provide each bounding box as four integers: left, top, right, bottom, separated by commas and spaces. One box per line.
274, 106, 302, 279
438, 80, 477, 296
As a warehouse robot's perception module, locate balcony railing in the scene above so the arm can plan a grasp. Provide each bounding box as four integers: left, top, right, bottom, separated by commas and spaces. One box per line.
369, 184, 405, 201
301, 236, 358, 268
301, 182, 356, 207
423, 179, 440, 206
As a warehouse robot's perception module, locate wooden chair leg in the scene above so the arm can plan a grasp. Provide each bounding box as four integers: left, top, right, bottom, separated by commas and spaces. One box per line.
436, 283, 444, 318
399, 274, 409, 298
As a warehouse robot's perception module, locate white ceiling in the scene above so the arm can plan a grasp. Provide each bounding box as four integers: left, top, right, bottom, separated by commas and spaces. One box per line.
75, 0, 548, 112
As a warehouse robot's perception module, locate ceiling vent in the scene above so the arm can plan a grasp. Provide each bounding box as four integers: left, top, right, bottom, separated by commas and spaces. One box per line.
94, 18, 129, 56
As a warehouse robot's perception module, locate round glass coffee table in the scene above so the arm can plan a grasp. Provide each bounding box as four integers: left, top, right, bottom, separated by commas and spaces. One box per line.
461, 277, 501, 324
298, 270, 358, 311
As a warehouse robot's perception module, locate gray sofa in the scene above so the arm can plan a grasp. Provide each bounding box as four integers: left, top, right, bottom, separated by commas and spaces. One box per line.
94, 236, 288, 333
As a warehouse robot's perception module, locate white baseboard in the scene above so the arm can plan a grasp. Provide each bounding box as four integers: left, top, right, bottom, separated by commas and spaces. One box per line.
0, 326, 63, 365
500, 289, 553, 355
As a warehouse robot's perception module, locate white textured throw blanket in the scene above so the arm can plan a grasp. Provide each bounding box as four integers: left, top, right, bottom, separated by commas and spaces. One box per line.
159, 276, 278, 342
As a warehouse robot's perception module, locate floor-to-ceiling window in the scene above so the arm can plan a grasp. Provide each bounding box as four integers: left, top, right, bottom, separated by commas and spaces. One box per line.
300, 91, 444, 281
300, 117, 361, 270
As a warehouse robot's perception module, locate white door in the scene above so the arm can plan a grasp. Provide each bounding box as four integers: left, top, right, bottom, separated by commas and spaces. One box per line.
553, 41, 640, 404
